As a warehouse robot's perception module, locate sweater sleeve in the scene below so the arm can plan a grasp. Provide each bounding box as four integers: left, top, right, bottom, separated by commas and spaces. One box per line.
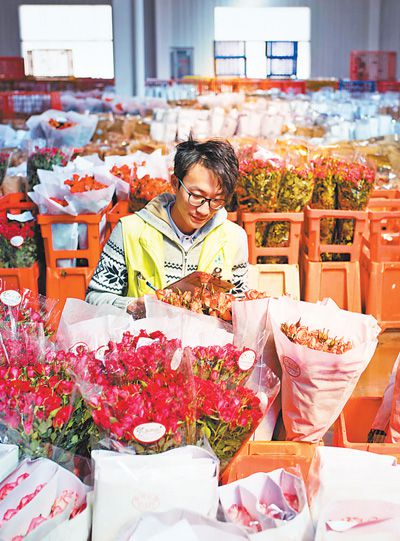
85, 222, 135, 310
230, 225, 249, 297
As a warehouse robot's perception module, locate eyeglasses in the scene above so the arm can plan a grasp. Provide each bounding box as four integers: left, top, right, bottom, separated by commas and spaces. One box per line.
177, 177, 226, 211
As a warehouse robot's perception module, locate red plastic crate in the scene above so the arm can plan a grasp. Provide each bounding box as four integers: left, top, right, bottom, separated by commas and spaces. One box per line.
241, 211, 304, 264
0, 57, 25, 80
350, 51, 397, 81
0, 91, 62, 120
377, 81, 400, 92
303, 206, 368, 262
0, 262, 39, 295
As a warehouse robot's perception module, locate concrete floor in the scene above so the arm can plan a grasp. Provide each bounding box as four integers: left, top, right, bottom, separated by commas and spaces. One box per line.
353, 330, 400, 398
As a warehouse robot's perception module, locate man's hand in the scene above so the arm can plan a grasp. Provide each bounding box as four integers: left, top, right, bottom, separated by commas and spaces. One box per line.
126, 297, 146, 319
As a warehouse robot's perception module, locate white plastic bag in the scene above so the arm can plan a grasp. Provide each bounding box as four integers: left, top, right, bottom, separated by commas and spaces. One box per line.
91, 446, 219, 541
0, 444, 18, 483
315, 499, 400, 541
116, 508, 250, 541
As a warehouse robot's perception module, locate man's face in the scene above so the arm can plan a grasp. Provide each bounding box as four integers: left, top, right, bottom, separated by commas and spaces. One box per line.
170, 163, 225, 234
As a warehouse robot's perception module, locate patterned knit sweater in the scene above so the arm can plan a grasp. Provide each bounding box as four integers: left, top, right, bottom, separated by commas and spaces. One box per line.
86, 193, 248, 310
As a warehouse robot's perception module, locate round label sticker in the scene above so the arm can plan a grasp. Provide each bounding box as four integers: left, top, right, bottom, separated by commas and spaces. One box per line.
69, 342, 89, 355
95, 345, 108, 362
0, 290, 22, 307
282, 356, 301, 378
170, 348, 183, 371
133, 422, 166, 444
238, 349, 256, 371
10, 236, 24, 248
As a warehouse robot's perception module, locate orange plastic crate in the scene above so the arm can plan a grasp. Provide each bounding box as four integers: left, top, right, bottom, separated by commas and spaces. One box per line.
37, 204, 111, 269
241, 211, 303, 264
364, 202, 400, 262
361, 248, 400, 329
45, 266, 94, 312
303, 206, 368, 262
0, 262, 39, 295
333, 396, 400, 461
106, 200, 131, 240
301, 253, 362, 312
371, 189, 400, 199
248, 263, 300, 300
221, 441, 320, 485
0, 193, 36, 216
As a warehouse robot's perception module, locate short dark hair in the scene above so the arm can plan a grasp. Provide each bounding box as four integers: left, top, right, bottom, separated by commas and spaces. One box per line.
174, 138, 239, 199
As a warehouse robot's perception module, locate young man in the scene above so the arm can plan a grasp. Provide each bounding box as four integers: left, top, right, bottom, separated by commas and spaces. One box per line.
86, 138, 248, 310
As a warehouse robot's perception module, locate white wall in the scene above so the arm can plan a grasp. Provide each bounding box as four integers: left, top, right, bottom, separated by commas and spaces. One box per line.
155, 0, 391, 79
380, 0, 400, 77
0, 0, 112, 58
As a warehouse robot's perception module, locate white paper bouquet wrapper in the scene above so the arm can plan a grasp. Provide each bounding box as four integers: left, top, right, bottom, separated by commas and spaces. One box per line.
40, 491, 93, 541
144, 295, 233, 347
57, 298, 137, 351
26, 109, 98, 148
219, 470, 314, 541
0, 444, 18, 483
116, 508, 251, 541
315, 499, 400, 541
232, 298, 281, 440
308, 447, 400, 525
0, 458, 90, 540
269, 297, 380, 441
91, 446, 219, 541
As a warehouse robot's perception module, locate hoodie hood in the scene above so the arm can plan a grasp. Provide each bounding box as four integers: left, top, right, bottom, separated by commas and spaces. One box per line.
136, 193, 228, 248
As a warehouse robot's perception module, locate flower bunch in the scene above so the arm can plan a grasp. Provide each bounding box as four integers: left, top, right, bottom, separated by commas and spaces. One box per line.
195, 377, 262, 469
27, 147, 68, 190
280, 319, 352, 353
0, 288, 60, 339
189, 343, 255, 387
48, 118, 76, 130
64, 173, 107, 193
237, 159, 282, 212
188, 342, 264, 469
109, 164, 131, 183
11, 489, 82, 540
311, 157, 339, 255
0, 217, 37, 269
0, 151, 12, 185
156, 287, 235, 322
129, 161, 173, 212
156, 287, 269, 323
0, 336, 93, 461
66, 331, 196, 454
336, 160, 375, 245
262, 165, 314, 262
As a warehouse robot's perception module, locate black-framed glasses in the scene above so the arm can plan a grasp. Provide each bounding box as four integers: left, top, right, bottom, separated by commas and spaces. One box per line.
177, 177, 226, 210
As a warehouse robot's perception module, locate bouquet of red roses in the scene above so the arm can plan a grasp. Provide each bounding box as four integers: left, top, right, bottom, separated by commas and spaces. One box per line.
187, 343, 279, 470
0, 216, 37, 269
0, 327, 94, 465
66, 330, 197, 454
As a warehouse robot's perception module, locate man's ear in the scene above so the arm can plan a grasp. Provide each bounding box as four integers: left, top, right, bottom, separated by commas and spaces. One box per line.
171, 174, 179, 192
